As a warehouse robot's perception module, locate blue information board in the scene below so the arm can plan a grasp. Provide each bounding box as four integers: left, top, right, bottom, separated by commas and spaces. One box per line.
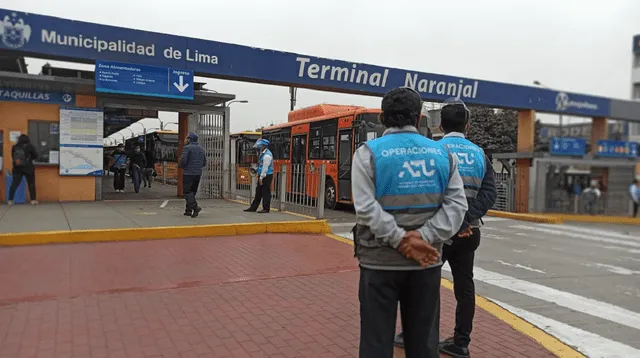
550, 137, 586, 156
596, 140, 639, 158
95, 60, 194, 100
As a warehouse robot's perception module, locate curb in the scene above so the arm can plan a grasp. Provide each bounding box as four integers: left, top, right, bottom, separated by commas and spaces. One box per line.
549, 214, 640, 226
323, 233, 585, 358
487, 210, 564, 224
0, 220, 332, 247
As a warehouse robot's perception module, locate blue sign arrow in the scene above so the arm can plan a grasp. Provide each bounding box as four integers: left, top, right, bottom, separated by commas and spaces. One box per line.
95, 60, 194, 100
550, 137, 586, 156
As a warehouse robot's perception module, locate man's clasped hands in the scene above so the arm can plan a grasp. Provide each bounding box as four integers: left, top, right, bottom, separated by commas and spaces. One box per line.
397, 226, 473, 267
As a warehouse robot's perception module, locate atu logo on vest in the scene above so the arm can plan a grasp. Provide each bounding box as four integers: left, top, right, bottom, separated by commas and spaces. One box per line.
455, 152, 476, 165
398, 159, 436, 178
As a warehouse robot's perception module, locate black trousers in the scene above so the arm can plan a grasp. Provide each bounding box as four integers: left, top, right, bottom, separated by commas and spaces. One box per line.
441, 228, 481, 348
113, 168, 126, 190
9, 168, 36, 201
249, 174, 273, 211
633, 202, 639, 218
183, 174, 201, 212
359, 266, 441, 358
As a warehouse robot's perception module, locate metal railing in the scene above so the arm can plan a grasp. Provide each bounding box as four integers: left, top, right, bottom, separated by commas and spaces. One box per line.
545, 190, 633, 216
224, 163, 326, 219
493, 172, 515, 212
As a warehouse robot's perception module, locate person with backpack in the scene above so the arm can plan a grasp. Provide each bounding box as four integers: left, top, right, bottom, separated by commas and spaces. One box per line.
109, 144, 128, 193
8, 134, 39, 205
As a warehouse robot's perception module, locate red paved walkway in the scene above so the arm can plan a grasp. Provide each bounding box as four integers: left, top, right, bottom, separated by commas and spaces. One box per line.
0, 234, 555, 358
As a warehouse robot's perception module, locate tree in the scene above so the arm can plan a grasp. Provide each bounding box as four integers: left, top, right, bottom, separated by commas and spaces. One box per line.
466, 106, 518, 153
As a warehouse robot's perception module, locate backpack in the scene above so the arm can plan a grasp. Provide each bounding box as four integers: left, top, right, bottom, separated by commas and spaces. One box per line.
13, 145, 28, 167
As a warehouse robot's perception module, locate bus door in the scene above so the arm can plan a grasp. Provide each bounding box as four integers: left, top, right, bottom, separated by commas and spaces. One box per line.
291, 134, 307, 194
337, 128, 352, 202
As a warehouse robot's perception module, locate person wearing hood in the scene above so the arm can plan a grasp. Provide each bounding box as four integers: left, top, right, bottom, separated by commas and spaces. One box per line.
179, 132, 206, 218
8, 134, 39, 205
244, 138, 274, 213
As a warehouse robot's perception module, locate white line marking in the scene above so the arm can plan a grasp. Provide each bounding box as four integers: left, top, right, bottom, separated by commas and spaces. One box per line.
495, 260, 546, 274
602, 246, 640, 255
330, 223, 357, 228
481, 217, 509, 222
583, 263, 640, 276
442, 265, 640, 330
511, 224, 640, 249
542, 224, 640, 242
160, 200, 169, 208
334, 232, 353, 240
490, 299, 640, 358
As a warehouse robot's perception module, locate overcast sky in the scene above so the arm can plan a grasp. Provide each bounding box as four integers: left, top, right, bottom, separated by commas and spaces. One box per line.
4, 0, 639, 140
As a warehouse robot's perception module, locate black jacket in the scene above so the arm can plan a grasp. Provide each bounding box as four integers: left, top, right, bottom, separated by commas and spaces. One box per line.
11, 140, 39, 173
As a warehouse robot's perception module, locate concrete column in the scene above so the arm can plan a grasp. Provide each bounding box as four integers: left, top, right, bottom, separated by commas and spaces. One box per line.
590, 117, 608, 155
177, 112, 189, 197
590, 117, 609, 190
515, 110, 535, 213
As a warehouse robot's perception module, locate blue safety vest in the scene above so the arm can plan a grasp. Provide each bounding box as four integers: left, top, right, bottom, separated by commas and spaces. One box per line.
257, 149, 274, 175
439, 136, 485, 199
367, 131, 450, 215
354, 130, 452, 270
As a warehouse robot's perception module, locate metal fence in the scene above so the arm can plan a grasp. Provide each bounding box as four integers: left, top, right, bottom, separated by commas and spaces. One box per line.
191, 112, 226, 199
224, 163, 325, 218
493, 171, 515, 212
545, 190, 632, 216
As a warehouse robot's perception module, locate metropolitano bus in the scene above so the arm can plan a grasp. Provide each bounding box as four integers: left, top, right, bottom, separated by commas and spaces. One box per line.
261, 104, 431, 209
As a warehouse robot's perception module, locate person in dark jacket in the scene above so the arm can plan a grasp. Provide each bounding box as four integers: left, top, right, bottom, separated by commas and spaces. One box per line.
179, 132, 207, 218
143, 146, 155, 188
394, 98, 497, 358
8, 134, 39, 205
110, 144, 128, 193
128, 143, 147, 194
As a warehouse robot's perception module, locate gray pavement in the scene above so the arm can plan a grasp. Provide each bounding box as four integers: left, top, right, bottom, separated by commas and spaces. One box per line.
330, 216, 640, 356
0, 199, 308, 233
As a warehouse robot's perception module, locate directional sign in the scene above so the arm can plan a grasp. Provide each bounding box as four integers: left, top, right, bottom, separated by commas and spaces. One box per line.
550, 137, 586, 156
95, 60, 194, 100
596, 140, 639, 158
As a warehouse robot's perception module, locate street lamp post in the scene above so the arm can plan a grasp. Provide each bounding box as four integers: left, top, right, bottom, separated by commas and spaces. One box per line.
227, 100, 249, 107
533, 80, 564, 135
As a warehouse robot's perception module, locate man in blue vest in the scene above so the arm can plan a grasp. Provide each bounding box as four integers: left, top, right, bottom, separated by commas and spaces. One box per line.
352, 87, 468, 358
244, 138, 274, 213
394, 97, 497, 358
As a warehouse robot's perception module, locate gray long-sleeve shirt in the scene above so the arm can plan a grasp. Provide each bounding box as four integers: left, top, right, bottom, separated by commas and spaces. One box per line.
352, 126, 468, 249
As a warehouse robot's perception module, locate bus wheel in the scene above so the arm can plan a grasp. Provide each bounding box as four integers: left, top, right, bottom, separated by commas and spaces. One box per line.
324, 178, 337, 210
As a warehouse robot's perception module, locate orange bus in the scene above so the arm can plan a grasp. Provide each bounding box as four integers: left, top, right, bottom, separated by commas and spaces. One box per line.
261, 104, 431, 209
230, 131, 261, 187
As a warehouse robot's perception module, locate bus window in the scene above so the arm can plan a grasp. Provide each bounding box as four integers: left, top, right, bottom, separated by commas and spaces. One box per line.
354, 113, 385, 149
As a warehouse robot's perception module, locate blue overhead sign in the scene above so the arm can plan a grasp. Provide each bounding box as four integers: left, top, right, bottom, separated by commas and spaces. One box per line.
95, 60, 194, 99
634, 35, 640, 54
1, 8, 636, 120
0, 87, 75, 105
550, 137, 586, 156
595, 140, 638, 158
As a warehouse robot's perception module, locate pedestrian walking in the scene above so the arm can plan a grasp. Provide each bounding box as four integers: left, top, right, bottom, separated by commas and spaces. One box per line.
8, 134, 39, 205
179, 132, 206, 218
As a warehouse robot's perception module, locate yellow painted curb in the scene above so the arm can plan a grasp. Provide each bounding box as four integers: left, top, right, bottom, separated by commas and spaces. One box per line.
549, 214, 640, 226
224, 198, 318, 220
487, 210, 564, 224
324, 233, 584, 358
0, 220, 332, 247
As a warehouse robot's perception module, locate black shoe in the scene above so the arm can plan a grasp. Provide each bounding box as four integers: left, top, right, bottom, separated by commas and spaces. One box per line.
394, 332, 404, 348
243, 208, 257, 212
191, 206, 202, 218
438, 337, 455, 347
183, 211, 192, 216
257, 209, 270, 214
439, 341, 470, 358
